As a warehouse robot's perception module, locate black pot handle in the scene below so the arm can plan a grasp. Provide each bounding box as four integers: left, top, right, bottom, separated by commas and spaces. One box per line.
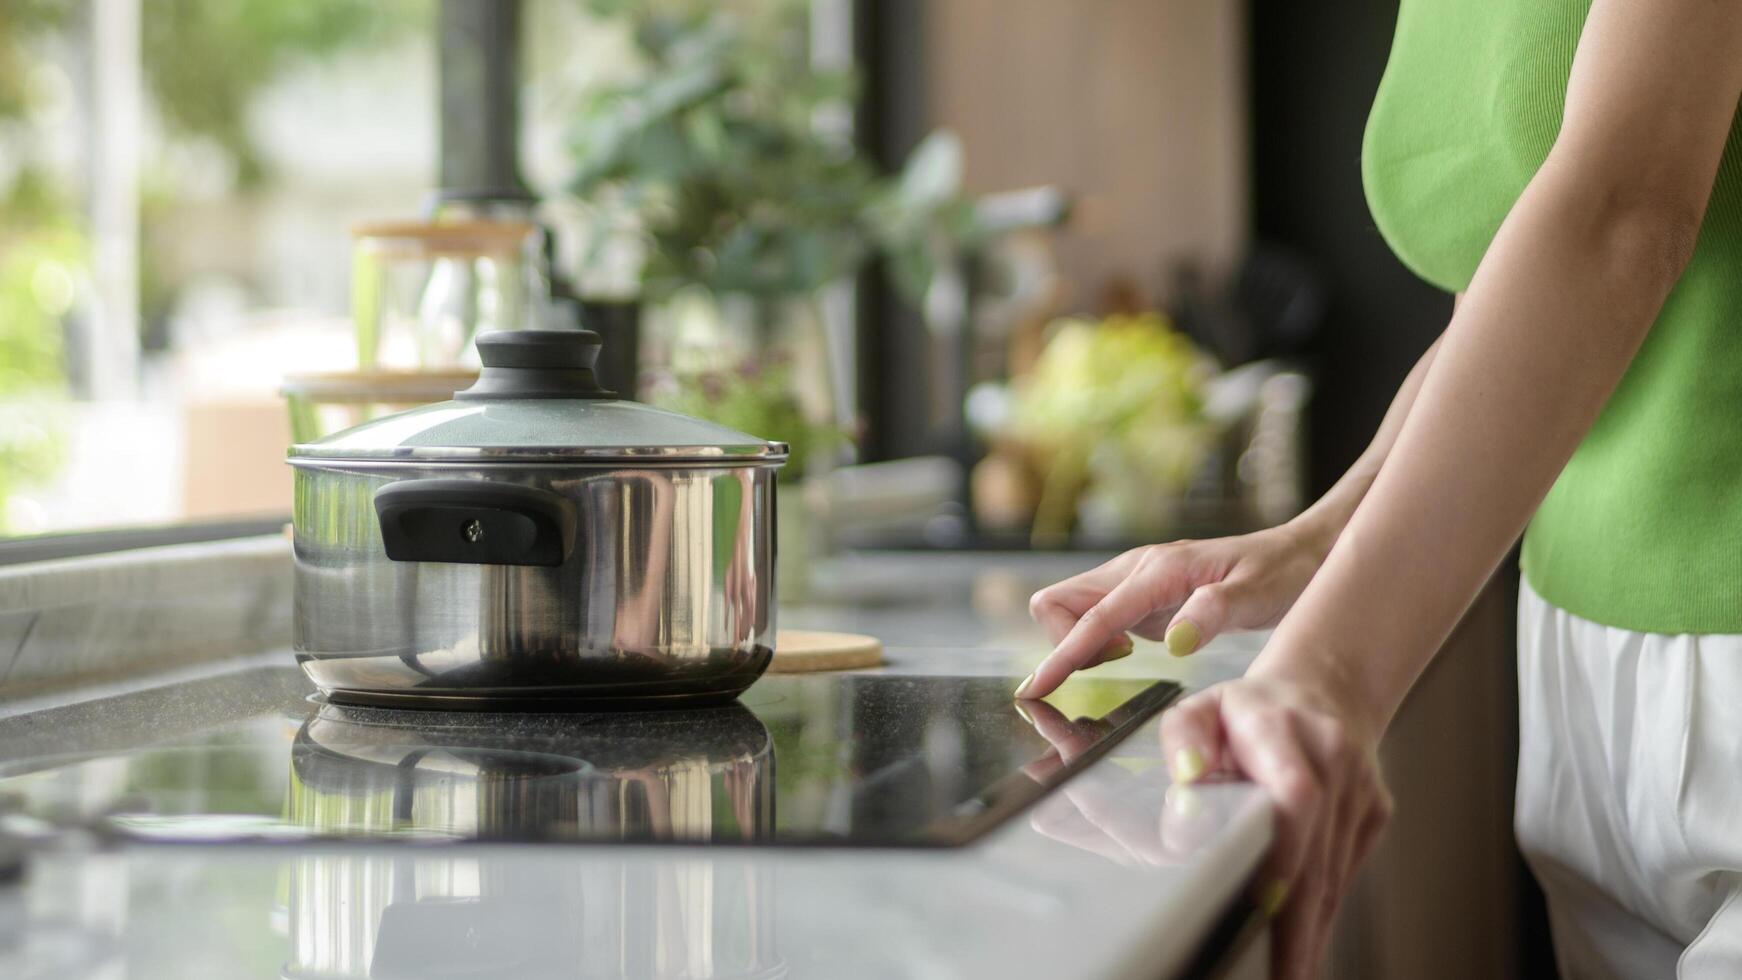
374, 480, 577, 567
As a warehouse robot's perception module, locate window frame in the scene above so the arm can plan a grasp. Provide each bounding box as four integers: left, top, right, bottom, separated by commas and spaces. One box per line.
0, 516, 290, 566
1, 2, 526, 561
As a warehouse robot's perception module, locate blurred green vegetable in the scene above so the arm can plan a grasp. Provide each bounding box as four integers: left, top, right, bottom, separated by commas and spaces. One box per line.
1009, 313, 1215, 543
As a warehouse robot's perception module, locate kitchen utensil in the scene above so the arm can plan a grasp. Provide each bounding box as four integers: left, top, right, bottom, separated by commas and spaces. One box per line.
423, 188, 645, 399
287, 328, 788, 710
767, 630, 882, 673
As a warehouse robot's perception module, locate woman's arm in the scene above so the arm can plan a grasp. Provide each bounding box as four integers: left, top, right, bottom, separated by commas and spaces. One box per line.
1252, 0, 1742, 737
1161, 2, 1742, 976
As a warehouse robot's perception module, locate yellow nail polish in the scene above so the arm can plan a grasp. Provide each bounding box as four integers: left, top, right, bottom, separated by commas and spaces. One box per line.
1102, 635, 1136, 662
1171, 746, 1206, 785
1165, 621, 1201, 658
1259, 879, 1291, 919
1013, 700, 1037, 726
1014, 673, 1036, 698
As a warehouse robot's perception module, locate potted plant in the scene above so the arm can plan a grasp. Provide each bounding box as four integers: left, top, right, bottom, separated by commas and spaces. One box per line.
560, 0, 989, 596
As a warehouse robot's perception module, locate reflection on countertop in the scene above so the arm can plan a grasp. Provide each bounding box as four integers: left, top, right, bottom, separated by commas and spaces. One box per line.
0, 673, 1177, 849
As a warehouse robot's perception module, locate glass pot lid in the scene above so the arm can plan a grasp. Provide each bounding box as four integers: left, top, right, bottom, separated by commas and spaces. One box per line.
288, 329, 788, 464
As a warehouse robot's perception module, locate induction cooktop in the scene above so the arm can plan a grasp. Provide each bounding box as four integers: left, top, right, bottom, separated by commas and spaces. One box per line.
0, 671, 1180, 849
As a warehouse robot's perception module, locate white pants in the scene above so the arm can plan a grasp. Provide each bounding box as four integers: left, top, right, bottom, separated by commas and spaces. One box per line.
1515, 581, 1742, 979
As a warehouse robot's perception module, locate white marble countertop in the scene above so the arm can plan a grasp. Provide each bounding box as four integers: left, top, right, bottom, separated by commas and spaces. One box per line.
0, 551, 1272, 980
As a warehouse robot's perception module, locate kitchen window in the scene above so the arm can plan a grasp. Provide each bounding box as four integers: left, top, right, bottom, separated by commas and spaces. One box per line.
0, 0, 858, 546
0, 0, 438, 539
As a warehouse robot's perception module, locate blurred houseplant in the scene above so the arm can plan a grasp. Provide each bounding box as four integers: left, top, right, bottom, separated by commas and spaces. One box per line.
561, 0, 987, 595
1004, 313, 1217, 545
563, 0, 980, 295
562, 0, 983, 463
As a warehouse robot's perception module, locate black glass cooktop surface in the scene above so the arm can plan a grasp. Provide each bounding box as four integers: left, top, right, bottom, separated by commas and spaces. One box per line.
0, 672, 1179, 848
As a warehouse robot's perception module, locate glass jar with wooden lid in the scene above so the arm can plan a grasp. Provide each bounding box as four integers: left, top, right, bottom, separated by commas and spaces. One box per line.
350, 220, 544, 370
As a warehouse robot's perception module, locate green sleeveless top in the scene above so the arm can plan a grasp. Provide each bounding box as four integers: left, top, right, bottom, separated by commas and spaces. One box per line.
1363, 0, 1742, 634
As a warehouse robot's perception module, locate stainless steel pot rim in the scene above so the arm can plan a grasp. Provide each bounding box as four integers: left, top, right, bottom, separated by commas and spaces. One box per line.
288, 441, 791, 466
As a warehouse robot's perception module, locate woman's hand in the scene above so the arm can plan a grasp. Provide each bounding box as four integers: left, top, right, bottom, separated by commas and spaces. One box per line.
1019, 521, 1331, 698
1161, 670, 1392, 980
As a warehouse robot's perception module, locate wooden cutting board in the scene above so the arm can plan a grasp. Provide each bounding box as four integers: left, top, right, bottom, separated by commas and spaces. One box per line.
768, 630, 883, 673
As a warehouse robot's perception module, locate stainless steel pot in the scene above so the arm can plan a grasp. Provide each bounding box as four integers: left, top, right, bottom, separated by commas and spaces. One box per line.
287, 329, 787, 710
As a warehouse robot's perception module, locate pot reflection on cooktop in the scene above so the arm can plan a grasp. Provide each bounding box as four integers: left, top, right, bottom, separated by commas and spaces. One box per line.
0, 674, 1180, 848
289, 700, 776, 844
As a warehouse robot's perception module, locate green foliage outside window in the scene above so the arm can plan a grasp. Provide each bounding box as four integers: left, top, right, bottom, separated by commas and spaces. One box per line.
0, 0, 428, 531
140, 0, 428, 188
2, 0, 76, 530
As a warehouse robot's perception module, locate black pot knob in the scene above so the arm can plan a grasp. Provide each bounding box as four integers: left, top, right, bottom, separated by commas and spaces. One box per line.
456, 329, 616, 401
